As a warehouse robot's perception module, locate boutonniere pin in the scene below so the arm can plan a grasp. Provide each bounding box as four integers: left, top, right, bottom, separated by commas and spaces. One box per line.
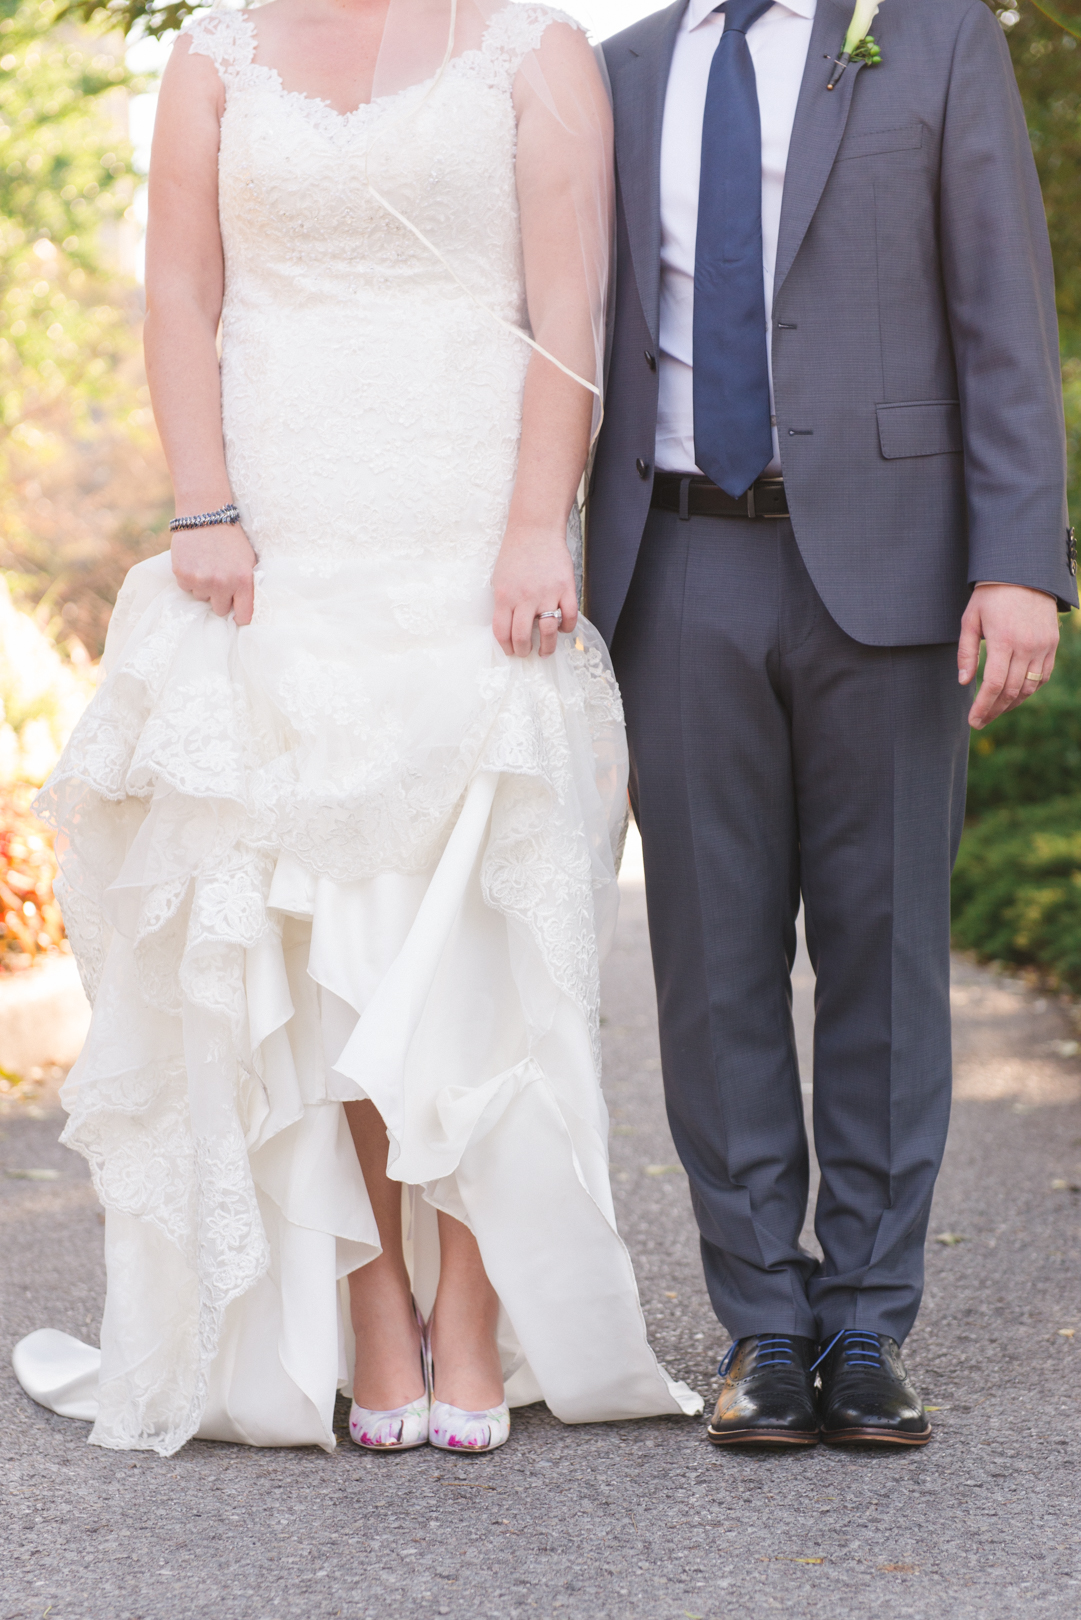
826, 0, 884, 90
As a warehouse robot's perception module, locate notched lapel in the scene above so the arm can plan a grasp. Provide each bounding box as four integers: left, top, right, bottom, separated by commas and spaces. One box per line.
609, 1, 685, 343
773, 0, 866, 301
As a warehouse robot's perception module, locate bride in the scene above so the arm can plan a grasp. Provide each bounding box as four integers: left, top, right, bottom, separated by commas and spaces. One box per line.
13, 0, 701, 1456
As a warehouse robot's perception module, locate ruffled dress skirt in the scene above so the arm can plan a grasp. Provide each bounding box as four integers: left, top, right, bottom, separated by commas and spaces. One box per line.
15, 549, 701, 1456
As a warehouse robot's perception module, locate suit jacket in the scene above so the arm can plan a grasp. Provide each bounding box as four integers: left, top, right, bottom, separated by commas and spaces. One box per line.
587, 0, 1078, 649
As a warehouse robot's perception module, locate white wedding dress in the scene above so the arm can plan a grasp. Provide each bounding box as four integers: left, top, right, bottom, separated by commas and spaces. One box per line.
13, 2, 701, 1456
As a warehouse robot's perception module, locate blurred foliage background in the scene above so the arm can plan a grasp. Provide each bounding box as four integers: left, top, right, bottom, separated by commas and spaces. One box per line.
1, 0, 168, 663
0, 0, 1079, 986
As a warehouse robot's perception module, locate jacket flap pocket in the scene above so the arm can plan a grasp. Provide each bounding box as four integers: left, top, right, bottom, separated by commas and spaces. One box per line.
876, 400, 962, 460
837, 123, 923, 162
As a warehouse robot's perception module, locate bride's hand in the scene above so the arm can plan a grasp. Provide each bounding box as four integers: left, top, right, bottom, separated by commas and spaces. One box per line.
171, 522, 258, 627
492, 522, 578, 658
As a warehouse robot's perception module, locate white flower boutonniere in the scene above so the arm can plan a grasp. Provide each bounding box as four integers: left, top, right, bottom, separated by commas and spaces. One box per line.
826, 0, 885, 90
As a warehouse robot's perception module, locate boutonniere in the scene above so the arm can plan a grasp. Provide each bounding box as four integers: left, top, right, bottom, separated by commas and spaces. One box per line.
826, 0, 884, 90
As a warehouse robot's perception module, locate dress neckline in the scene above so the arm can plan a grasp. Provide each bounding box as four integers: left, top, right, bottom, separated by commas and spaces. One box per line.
231, 6, 494, 123
251, 58, 413, 122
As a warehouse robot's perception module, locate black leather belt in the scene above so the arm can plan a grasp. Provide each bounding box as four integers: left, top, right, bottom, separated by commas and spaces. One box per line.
651, 471, 789, 520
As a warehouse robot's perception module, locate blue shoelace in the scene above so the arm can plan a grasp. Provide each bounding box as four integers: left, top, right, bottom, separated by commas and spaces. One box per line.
809, 1328, 882, 1374
717, 1334, 800, 1379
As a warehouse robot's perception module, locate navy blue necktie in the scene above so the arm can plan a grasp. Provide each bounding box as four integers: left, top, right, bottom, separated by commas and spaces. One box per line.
692, 0, 775, 498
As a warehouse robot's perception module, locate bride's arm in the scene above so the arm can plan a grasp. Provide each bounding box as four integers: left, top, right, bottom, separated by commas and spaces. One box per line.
493, 326, 592, 661
144, 38, 257, 626
493, 24, 613, 660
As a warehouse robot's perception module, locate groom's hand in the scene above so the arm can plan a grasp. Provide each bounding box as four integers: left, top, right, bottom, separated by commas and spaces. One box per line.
958, 583, 1060, 729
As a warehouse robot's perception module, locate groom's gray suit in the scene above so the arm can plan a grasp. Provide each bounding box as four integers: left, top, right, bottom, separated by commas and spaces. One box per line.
589, 0, 1077, 1343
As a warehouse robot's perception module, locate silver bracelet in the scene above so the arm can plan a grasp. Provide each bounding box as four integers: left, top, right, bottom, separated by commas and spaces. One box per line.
169, 503, 240, 533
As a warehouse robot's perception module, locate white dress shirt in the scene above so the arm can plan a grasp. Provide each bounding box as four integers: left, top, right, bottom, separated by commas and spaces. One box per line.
655, 0, 816, 475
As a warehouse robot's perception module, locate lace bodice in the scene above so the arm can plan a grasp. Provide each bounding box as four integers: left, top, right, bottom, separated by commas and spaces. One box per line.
183, 3, 581, 581
188, 5, 554, 314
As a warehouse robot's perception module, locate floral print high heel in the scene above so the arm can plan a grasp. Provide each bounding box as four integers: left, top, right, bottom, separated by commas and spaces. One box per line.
424, 1319, 511, 1453
349, 1300, 430, 1451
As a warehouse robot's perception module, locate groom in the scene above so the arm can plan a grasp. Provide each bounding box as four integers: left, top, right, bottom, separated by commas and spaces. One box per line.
589, 0, 1077, 1446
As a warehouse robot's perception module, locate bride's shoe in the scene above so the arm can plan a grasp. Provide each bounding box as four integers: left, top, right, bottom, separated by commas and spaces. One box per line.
349, 1300, 430, 1452
424, 1320, 511, 1453
429, 1398, 511, 1453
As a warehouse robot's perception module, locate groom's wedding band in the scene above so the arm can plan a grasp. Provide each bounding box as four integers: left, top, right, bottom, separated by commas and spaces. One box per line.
537, 609, 563, 624
1024, 670, 1042, 681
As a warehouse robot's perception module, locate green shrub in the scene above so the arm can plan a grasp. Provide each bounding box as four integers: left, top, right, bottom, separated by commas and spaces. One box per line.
964, 611, 1081, 815
951, 794, 1081, 992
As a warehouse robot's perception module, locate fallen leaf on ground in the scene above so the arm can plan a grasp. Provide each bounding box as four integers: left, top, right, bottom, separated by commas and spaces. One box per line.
1051, 1179, 1081, 1192
924, 1406, 945, 1412
878, 1564, 918, 1574
4, 1167, 59, 1181
664, 1291, 678, 1299
793, 1558, 824, 1565
645, 1164, 685, 1176
1058, 1328, 1076, 1338
934, 1232, 965, 1245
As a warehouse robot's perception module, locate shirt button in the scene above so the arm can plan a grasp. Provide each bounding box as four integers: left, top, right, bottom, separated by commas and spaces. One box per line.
636, 458, 650, 480
644, 350, 657, 371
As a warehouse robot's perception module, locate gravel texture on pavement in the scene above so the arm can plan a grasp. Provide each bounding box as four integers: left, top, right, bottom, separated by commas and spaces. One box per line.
2, 837, 1080, 1620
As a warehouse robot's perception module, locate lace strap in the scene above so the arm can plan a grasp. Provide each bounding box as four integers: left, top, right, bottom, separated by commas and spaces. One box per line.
482, 2, 585, 84
181, 8, 257, 88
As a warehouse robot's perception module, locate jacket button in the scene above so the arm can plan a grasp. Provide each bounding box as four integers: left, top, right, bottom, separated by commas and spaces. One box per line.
636, 458, 650, 479
644, 350, 656, 371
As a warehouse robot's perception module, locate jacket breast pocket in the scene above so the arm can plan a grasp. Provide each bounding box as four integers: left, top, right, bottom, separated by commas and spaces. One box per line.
836, 123, 923, 162
876, 400, 963, 459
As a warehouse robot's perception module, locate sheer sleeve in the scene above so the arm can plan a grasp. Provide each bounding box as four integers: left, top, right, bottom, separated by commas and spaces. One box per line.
366, 1, 613, 443
514, 17, 614, 445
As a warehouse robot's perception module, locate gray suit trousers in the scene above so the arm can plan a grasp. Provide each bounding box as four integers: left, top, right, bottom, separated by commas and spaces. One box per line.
611, 509, 972, 1343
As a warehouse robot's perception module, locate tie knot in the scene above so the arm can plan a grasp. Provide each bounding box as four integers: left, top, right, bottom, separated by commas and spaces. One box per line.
716, 0, 774, 35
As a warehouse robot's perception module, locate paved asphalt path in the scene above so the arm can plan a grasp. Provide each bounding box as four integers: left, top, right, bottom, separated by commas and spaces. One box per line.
3, 830, 1081, 1620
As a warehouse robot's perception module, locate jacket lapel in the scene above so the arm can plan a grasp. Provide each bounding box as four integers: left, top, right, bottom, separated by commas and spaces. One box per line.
773, 0, 866, 302
606, 0, 686, 344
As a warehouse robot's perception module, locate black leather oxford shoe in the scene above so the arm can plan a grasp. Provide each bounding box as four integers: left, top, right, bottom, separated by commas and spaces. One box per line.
815, 1330, 931, 1447
707, 1335, 819, 1446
